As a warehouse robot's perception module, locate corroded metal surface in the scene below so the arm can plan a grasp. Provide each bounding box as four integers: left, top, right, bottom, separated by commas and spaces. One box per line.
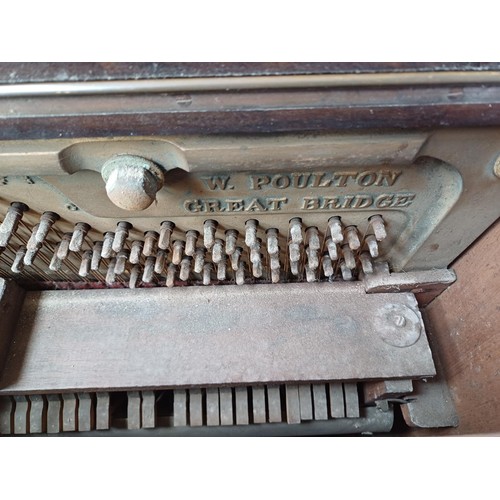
0, 283, 435, 394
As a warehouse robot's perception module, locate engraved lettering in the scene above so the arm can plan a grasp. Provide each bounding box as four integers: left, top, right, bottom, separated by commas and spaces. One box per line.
271, 174, 291, 189
201, 175, 234, 190
321, 197, 341, 210
309, 172, 326, 187
267, 197, 288, 210
357, 171, 377, 187
392, 193, 416, 207
291, 173, 311, 188
302, 197, 320, 210
351, 194, 373, 208
375, 170, 402, 187
226, 199, 245, 211
184, 200, 203, 213
249, 175, 271, 190
246, 198, 267, 211
203, 200, 222, 212
332, 173, 357, 187
374, 195, 394, 208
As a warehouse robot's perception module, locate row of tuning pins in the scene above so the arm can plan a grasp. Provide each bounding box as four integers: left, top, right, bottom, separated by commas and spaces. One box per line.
288, 215, 387, 282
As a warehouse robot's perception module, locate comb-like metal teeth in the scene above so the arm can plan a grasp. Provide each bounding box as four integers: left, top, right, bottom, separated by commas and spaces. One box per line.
112, 221, 132, 253
225, 229, 238, 256
166, 263, 177, 288
230, 247, 243, 272
325, 238, 338, 260
341, 244, 356, 270
359, 252, 373, 274
193, 247, 205, 274
340, 261, 353, 281
266, 228, 279, 256
49, 244, 63, 271
35, 211, 59, 246
289, 217, 303, 244
115, 250, 129, 275
129, 264, 141, 289
159, 221, 175, 250
105, 258, 117, 285
217, 255, 227, 281
305, 263, 316, 283
306, 246, 319, 270
11, 246, 26, 273
179, 257, 191, 281
101, 232, 115, 259
212, 238, 224, 264
91, 241, 103, 271
56, 233, 72, 260
366, 234, 379, 258
143, 231, 159, 257
305, 226, 320, 251
345, 226, 361, 251
202, 263, 212, 285
185, 230, 198, 257
328, 216, 343, 244
322, 254, 334, 277
369, 215, 387, 241
0, 202, 28, 248
79, 250, 92, 277
245, 219, 258, 248
129, 240, 144, 264
203, 220, 217, 250
69, 222, 90, 252
154, 250, 167, 274
172, 240, 185, 265
142, 256, 155, 283
235, 261, 246, 285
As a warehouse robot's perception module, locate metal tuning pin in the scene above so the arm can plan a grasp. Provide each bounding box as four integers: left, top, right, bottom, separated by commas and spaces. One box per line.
24, 224, 41, 265
306, 246, 319, 270
365, 234, 379, 258
225, 229, 238, 256
325, 238, 338, 261
112, 221, 132, 253
91, 241, 103, 271
11, 246, 26, 273
79, 250, 92, 277
235, 261, 246, 285
35, 211, 60, 245
171, 240, 185, 265
212, 238, 224, 264
340, 261, 353, 281
359, 252, 373, 274
158, 221, 175, 250
0, 202, 28, 248
101, 232, 115, 259
289, 217, 303, 245
345, 226, 361, 251
250, 240, 262, 278
142, 256, 155, 283
193, 247, 205, 274
369, 215, 387, 241
166, 263, 177, 288
290, 259, 300, 277
154, 250, 167, 274
270, 253, 280, 272
305, 263, 316, 283
143, 231, 159, 257
289, 242, 301, 275
245, 219, 258, 249
180, 257, 191, 281
327, 216, 343, 244
216, 254, 227, 281
57, 233, 72, 260
69, 222, 91, 252
321, 254, 334, 277
202, 263, 212, 286
129, 240, 144, 264
203, 220, 217, 250
270, 265, 280, 284
49, 244, 63, 271
129, 265, 141, 289
105, 258, 117, 285
230, 246, 243, 272
185, 230, 198, 257
305, 226, 320, 251
115, 250, 129, 275
341, 244, 356, 270
266, 228, 280, 256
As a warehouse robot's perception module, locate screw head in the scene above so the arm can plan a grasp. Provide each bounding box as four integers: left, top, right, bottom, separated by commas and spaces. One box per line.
375, 303, 422, 348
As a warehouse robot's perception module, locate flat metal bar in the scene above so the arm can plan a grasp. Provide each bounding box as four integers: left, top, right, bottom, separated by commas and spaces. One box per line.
285, 385, 301, 424
127, 392, 141, 430
0, 396, 13, 435
0, 284, 435, 394
13, 395, 28, 435
206, 387, 219, 426
252, 386, 266, 424
235, 387, 249, 426
299, 384, 313, 421
344, 383, 360, 418
95, 392, 110, 430
173, 389, 187, 427
62, 393, 77, 432
188, 388, 203, 427
77, 393, 92, 432
267, 385, 282, 423
47, 394, 61, 434
312, 384, 328, 421
141, 391, 156, 429
329, 383, 345, 418
219, 387, 233, 426
29, 394, 45, 434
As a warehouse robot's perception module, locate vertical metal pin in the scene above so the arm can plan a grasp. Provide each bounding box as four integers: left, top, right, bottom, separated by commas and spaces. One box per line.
142, 256, 155, 283
250, 240, 262, 278
129, 240, 144, 264
328, 216, 343, 244
0, 202, 28, 248
290, 260, 300, 276
369, 215, 387, 241
172, 240, 185, 265
143, 231, 159, 257
306, 246, 319, 270
230, 247, 242, 271
217, 255, 227, 281
79, 250, 92, 277
193, 247, 205, 273
341, 244, 356, 270
366, 234, 379, 258
326, 238, 338, 261
235, 261, 246, 285
266, 228, 279, 256
202, 263, 212, 285
166, 263, 177, 288
271, 266, 280, 283
101, 232, 115, 259
49, 244, 63, 271
245, 219, 258, 248
56, 233, 72, 260
203, 220, 217, 250
225, 229, 238, 256
322, 254, 334, 277
69, 222, 91, 252
115, 250, 129, 275
345, 226, 361, 251
26, 223, 40, 251
11, 246, 26, 273
185, 230, 198, 257
91, 241, 103, 271
340, 261, 353, 281
159, 221, 175, 250
105, 258, 117, 285
35, 211, 60, 245
112, 221, 132, 253
179, 256, 191, 281
212, 238, 224, 264
305, 263, 316, 283
154, 250, 167, 274
289, 217, 303, 244
129, 264, 141, 289
359, 252, 373, 274
305, 226, 320, 251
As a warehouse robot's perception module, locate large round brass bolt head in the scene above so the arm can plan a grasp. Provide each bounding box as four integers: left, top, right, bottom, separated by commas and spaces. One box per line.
101, 155, 165, 211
